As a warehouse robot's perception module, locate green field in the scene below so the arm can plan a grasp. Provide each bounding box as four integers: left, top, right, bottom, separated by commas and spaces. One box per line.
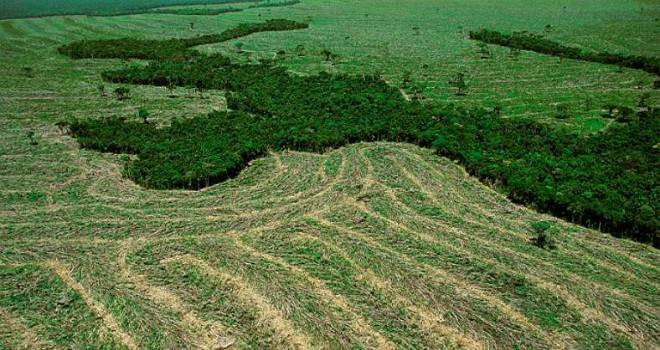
1, 0, 659, 349
0, 0, 261, 19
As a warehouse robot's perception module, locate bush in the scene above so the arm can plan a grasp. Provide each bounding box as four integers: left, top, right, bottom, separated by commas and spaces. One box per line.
530, 221, 557, 250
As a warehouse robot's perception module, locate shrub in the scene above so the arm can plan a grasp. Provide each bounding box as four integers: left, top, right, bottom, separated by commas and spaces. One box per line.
530, 221, 557, 250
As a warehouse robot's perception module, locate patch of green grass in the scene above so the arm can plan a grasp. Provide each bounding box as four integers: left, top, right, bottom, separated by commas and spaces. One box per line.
0, 265, 121, 348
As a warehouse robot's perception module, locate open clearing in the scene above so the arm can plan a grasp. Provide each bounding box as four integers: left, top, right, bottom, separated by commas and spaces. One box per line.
0, 0, 659, 349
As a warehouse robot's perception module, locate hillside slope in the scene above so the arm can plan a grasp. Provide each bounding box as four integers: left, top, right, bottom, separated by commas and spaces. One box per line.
0, 1, 658, 348
1, 140, 659, 349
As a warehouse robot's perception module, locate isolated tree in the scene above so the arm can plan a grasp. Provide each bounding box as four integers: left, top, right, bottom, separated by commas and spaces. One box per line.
401, 71, 413, 89
530, 221, 557, 250
509, 47, 520, 60
26, 130, 38, 145
555, 103, 569, 119
190, 22, 195, 30
138, 107, 150, 123
22, 67, 34, 78
97, 83, 106, 96
478, 42, 491, 59
493, 104, 502, 116
234, 42, 244, 53
320, 49, 335, 62
544, 24, 553, 34
55, 121, 69, 135
638, 92, 650, 109
114, 86, 130, 101
450, 72, 467, 95
295, 44, 306, 57
276, 50, 286, 60
166, 76, 176, 97
412, 26, 420, 36
185, 83, 196, 98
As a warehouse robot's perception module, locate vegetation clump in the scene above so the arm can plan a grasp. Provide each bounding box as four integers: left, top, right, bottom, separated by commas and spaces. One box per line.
530, 221, 558, 250
469, 29, 660, 75
248, 0, 301, 8
151, 7, 242, 15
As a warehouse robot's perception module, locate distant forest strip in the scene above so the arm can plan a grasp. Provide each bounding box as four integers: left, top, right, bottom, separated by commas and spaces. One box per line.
57, 19, 308, 59
58, 20, 659, 246
469, 29, 660, 75
248, 1, 301, 8
0, 0, 259, 20
149, 7, 242, 15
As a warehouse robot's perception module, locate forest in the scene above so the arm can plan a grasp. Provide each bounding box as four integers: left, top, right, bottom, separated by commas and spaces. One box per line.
57, 19, 308, 59
60, 20, 659, 246
469, 29, 659, 75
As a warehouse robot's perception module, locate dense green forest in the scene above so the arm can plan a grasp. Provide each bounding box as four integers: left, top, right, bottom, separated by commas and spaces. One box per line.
58, 19, 308, 59
0, 0, 258, 19
60, 20, 659, 246
469, 29, 659, 75
248, 0, 301, 8
149, 7, 242, 15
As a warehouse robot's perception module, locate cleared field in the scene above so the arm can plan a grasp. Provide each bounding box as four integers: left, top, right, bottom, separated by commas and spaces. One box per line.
1, 140, 659, 349
0, 0, 659, 349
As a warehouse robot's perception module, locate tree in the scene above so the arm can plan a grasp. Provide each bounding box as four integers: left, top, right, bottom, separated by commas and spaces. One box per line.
509, 47, 520, 60
166, 77, 176, 97
402, 71, 412, 89
114, 86, 130, 101
450, 72, 467, 95
22, 67, 34, 78
234, 42, 244, 53
295, 44, 306, 56
493, 104, 502, 116
97, 83, 106, 96
56, 121, 69, 135
320, 49, 331, 61
320, 49, 335, 62
478, 42, 491, 59
530, 221, 557, 250
138, 108, 150, 123
26, 130, 38, 145
190, 22, 195, 30
412, 26, 420, 36
276, 50, 286, 60
555, 103, 569, 119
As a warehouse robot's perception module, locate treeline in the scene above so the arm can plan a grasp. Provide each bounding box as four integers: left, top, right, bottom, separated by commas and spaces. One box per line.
469, 29, 659, 75
61, 22, 658, 246
249, 1, 301, 8
57, 19, 308, 59
0, 0, 260, 19
86, 0, 259, 17
150, 7, 242, 15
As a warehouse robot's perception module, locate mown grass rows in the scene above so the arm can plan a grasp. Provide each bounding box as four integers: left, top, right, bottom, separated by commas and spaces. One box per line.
1, 143, 658, 349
